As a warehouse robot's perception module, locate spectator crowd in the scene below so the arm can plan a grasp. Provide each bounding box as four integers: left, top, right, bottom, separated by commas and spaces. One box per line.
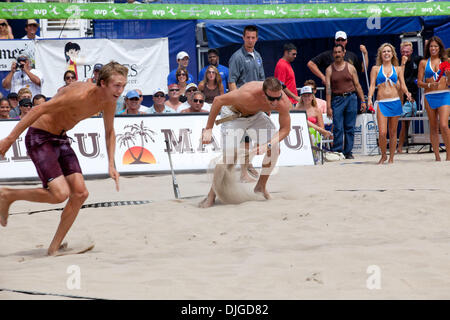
1, 20, 449, 162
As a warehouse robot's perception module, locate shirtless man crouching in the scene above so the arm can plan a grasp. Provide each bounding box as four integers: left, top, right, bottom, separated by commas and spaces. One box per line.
199, 77, 291, 208
0, 61, 128, 256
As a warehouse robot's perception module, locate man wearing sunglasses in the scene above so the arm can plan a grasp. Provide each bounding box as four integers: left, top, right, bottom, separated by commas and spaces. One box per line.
166, 83, 184, 112
307, 31, 368, 86
181, 91, 209, 113
148, 88, 175, 114
199, 77, 291, 208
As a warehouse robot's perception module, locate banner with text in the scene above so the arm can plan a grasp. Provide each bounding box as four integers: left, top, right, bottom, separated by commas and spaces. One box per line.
0, 112, 313, 182
0, 2, 448, 20
0, 39, 36, 72
35, 38, 169, 97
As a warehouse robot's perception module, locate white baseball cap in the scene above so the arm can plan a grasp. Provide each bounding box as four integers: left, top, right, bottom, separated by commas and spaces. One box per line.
176, 51, 189, 60
300, 86, 313, 95
153, 88, 166, 96
185, 83, 198, 91
335, 31, 347, 40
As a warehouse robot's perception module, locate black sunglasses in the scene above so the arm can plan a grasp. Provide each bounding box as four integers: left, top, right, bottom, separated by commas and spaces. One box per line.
65, 76, 75, 80
336, 38, 346, 42
169, 88, 180, 92
264, 92, 282, 102
0, 23, 7, 27
129, 97, 139, 101
193, 99, 204, 103
154, 93, 165, 98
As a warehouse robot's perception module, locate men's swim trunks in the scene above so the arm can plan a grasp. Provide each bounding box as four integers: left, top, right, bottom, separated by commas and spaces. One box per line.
25, 127, 82, 188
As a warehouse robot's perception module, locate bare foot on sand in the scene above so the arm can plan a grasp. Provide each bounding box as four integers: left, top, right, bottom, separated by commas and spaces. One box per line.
254, 186, 271, 200
198, 195, 215, 208
0, 188, 12, 227
397, 148, 403, 154
377, 155, 387, 165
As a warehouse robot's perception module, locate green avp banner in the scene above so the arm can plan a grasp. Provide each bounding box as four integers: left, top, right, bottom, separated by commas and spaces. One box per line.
0, 2, 449, 20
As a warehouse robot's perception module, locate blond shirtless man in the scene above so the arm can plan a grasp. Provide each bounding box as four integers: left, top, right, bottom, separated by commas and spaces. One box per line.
199, 77, 291, 208
0, 61, 128, 256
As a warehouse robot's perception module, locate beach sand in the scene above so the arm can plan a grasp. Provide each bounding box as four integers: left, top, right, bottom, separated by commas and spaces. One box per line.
1, 152, 449, 300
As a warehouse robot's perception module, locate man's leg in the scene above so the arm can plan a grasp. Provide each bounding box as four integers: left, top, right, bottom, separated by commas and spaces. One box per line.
240, 135, 257, 183
343, 94, 358, 157
0, 175, 71, 227
254, 144, 280, 200
331, 96, 345, 153
47, 173, 89, 255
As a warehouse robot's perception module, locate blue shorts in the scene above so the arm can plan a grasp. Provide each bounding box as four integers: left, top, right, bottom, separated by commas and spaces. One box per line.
425, 90, 450, 109
375, 98, 402, 117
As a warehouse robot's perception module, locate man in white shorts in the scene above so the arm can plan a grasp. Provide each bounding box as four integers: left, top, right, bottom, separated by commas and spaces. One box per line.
200, 77, 292, 208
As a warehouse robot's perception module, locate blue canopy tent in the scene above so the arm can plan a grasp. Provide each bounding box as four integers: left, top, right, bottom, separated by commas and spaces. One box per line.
434, 22, 450, 48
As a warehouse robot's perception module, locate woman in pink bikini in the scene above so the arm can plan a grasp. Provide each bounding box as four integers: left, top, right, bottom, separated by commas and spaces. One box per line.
294, 85, 332, 139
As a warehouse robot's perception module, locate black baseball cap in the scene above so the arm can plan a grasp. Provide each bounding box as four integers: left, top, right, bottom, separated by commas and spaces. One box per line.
19, 98, 32, 107
7, 92, 18, 99
94, 63, 103, 71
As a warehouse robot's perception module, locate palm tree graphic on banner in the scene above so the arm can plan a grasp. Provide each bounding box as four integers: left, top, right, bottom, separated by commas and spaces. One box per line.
117, 121, 157, 165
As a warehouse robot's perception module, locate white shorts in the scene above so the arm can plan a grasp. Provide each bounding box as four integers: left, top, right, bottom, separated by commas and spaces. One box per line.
220, 106, 276, 151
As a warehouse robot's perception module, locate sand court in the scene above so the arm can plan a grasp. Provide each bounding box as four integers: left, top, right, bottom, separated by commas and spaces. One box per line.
1, 152, 449, 299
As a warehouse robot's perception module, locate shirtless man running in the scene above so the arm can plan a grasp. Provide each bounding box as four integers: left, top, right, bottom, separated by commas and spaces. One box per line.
199, 77, 291, 208
0, 61, 128, 256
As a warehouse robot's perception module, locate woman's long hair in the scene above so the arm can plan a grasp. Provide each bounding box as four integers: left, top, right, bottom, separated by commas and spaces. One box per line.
375, 43, 399, 66
424, 36, 447, 60
202, 65, 224, 93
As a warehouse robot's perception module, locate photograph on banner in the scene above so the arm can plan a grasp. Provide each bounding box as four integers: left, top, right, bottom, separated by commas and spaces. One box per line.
35, 37, 169, 97
0, 113, 313, 182
0, 40, 36, 71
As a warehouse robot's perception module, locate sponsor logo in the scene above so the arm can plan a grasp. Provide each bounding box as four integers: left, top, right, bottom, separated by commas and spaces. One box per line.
117, 121, 157, 165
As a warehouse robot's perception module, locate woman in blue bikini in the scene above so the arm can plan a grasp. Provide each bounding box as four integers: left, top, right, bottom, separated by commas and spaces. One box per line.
368, 43, 411, 164
417, 36, 450, 161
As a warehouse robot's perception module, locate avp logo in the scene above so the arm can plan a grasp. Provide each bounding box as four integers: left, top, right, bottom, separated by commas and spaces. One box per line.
117, 121, 157, 165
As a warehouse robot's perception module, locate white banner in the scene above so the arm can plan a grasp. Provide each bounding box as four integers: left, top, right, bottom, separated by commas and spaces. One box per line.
0, 112, 313, 182
34, 38, 169, 97
0, 39, 36, 71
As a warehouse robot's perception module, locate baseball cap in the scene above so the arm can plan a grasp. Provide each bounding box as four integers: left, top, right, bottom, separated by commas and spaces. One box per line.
26, 19, 39, 27
93, 63, 103, 71
7, 92, 18, 99
125, 90, 140, 99
185, 83, 198, 92
19, 98, 32, 107
176, 51, 189, 60
300, 86, 313, 95
153, 88, 166, 96
335, 31, 347, 40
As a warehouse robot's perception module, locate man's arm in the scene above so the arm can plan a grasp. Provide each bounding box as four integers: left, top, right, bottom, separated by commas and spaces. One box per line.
349, 64, 367, 112
325, 66, 332, 119
102, 102, 120, 191
24, 61, 41, 86
360, 45, 369, 73
1, 62, 17, 90
227, 54, 241, 92
307, 60, 326, 85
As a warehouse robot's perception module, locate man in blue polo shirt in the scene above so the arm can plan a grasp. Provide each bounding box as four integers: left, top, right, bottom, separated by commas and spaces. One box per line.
198, 48, 229, 92
228, 25, 265, 91
167, 51, 194, 86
